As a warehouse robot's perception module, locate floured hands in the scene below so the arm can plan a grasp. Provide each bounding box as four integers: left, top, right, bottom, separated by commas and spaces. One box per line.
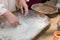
19, 0, 29, 16
3, 10, 19, 26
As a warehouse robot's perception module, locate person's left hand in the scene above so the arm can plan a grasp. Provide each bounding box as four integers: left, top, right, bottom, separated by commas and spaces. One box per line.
3, 10, 19, 26
19, 0, 29, 16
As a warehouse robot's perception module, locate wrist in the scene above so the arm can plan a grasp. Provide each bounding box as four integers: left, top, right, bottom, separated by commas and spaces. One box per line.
2, 11, 11, 17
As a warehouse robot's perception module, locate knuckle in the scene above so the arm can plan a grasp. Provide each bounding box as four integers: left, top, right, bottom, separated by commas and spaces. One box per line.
10, 21, 15, 24
25, 5, 28, 8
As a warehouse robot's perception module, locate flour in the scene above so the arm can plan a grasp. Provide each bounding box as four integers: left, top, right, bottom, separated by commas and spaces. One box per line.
0, 11, 49, 40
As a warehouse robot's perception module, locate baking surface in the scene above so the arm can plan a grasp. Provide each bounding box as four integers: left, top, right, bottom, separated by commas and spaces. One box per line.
0, 10, 49, 40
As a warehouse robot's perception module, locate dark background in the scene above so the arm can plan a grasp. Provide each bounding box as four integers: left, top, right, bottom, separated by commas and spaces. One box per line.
27, 0, 49, 9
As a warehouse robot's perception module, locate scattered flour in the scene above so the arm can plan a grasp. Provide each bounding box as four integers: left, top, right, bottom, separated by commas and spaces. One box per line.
0, 11, 49, 40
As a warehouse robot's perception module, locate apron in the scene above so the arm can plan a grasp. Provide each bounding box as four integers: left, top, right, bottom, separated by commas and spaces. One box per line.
0, 0, 16, 12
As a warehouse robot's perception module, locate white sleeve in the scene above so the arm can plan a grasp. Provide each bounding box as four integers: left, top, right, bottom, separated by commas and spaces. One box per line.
0, 4, 7, 16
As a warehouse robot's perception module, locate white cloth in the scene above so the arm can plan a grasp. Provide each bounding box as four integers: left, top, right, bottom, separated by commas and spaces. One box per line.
0, 0, 30, 16
0, 4, 7, 15
0, 0, 29, 11
3, 0, 16, 11
56, 0, 60, 8
0, 0, 16, 16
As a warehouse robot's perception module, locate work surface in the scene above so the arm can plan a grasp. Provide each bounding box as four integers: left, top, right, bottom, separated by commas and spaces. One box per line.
0, 11, 49, 40
38, 11, 60, 40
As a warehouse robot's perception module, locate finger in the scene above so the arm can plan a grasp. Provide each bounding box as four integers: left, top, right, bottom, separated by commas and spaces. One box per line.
17, 20, 20, 25
19, 1, 23, 13
20, 6, 24, 14
24, 6, 29, 16
15, 20, 20, 25
11, 23, 17, 27
10, 22, 17, 27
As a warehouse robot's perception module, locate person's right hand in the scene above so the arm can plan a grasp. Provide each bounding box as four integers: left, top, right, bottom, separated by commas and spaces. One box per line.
3, 10, 19, 26
19, 0, 29, 16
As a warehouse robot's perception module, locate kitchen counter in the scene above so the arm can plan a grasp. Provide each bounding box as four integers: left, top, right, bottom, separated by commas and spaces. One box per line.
38, 10, 60, 40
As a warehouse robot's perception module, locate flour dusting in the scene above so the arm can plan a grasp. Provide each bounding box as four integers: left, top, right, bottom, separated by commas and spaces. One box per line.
0, 11, 49, 40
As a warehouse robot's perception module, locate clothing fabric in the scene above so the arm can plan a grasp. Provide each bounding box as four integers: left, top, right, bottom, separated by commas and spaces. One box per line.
27, 0, 43, 9
56, 0, 60, 8
0, 0, 59, 16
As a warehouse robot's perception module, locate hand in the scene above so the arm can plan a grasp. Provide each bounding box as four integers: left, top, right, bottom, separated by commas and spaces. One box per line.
19, 0, 29, 16
3, 11, 19, 26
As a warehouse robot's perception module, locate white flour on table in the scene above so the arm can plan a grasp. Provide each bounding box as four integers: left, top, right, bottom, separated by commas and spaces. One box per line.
0, 11, 49, 40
